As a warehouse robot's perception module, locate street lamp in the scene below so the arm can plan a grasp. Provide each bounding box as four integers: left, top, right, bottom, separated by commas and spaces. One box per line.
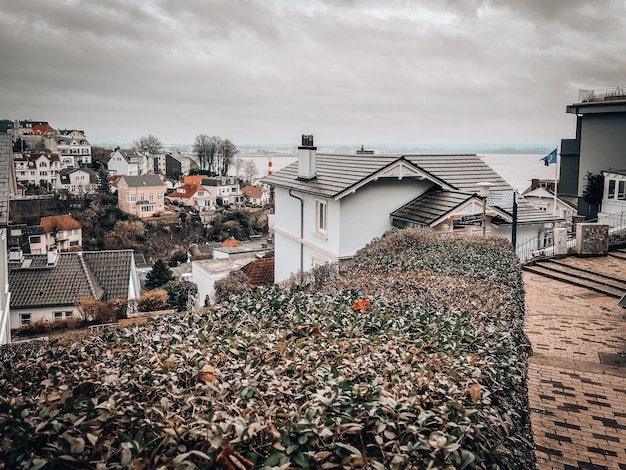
476, 182, 494, 237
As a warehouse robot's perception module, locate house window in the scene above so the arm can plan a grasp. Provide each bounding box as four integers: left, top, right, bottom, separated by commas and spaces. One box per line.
70, 240, 79, 246
158, 193, 164, 200
20, 313, 31, 325
141, 205, 154, 213
149, 193, 154, 202
54, 311, 63, 320
608, 180, 616, 199
140, 193, 145, 201
30, 235, 41, 244
315, 199, 327, 235
39, 161, 48, 167
619, 181, 626, 200
65, 311, 73, 318
127, 194, 137, 202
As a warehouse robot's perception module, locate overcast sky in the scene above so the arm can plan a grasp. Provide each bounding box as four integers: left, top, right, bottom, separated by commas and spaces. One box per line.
1, 1, 624, 147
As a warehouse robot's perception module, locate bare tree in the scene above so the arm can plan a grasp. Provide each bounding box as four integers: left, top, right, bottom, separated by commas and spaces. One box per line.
133, 134, 162, 156
218, 138, 238, 176
243, 160, 258, 183
232, 157, 245, 178
193, 134, 211, 171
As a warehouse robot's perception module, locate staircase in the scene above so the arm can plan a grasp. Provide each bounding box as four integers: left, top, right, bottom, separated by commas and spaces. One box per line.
522, 251, 626, 299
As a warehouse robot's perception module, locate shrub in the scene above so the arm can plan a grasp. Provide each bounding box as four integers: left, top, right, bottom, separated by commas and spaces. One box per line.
214, 270, 250, 304
137, 289, 169, 312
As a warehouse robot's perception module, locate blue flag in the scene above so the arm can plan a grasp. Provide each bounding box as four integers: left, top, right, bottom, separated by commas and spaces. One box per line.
541, 148, 557, 166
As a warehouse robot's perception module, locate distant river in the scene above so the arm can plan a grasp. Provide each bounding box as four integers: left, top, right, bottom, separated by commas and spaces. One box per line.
235, 152, 556, 194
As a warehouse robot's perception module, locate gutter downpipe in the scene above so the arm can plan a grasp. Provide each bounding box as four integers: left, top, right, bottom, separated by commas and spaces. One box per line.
289, 189, 304, 283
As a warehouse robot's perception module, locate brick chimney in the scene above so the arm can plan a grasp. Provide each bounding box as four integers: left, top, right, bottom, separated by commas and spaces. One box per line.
297, 134, 317, 180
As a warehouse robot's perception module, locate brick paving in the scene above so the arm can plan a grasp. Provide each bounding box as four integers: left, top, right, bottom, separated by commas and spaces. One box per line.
524, 255, 626, 469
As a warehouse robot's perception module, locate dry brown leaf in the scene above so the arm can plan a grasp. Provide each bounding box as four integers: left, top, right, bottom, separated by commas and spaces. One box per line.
198, 364, 218, 384
216, 446, 254, 470
469, 383, 481, 403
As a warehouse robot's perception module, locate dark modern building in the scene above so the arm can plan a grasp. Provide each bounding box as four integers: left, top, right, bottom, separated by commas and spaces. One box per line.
560, 87, 626, 217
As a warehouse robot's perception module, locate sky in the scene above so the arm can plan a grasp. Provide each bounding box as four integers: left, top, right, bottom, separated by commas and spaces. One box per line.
1, 0, 625, 148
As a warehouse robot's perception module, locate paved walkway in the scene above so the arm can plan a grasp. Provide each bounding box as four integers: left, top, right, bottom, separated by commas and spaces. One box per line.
524, 255, 626, 469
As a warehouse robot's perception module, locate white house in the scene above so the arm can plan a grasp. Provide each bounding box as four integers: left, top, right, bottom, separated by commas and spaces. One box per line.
40, 215, 83, 252
13, 151, 61, 188
107, 149, 142, 176
242, 184, 270, 206
598, 169, 626, 227
192, 257, 257, 306
8, 250, 141, 329
521, 186, 577, 222
44, 129, 92, 167
201, 177, 243, 206
263, 136, 562, 282
58, 167, 99, 194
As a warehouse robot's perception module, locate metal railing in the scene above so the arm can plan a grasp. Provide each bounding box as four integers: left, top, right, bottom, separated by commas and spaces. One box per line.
579, 86, 626, 103
517, 209, 626, 263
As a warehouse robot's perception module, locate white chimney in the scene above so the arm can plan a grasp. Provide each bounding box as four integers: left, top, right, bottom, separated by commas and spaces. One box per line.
47, 245, 58, 265
297, 134, 317, 180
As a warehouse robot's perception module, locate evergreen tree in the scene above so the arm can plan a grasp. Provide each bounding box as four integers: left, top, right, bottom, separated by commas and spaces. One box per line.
145, 259, 174, 290
97, 166, 111, 194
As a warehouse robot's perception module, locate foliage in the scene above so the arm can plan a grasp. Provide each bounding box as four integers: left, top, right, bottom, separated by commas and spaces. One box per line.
137, 289, 169, 312
162, 281, 199, 312
168, 250, 188, 267
96, 166, 111, 194
0, 229, 533, 468
145, 259, 174, 290
214, 270, 250, 304
78, 299, 108, 322
13, 318, 85, 337
582, 171, 604, 206
133, 134, 163, 156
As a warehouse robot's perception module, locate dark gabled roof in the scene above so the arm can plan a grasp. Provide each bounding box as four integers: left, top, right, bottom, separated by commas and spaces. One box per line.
120, 175, 165, 188
8, 250, 135, 308
8, 224, 46, 253
82, 251, 135, 300
262, 153, 512, 199
391, 190, 476, 226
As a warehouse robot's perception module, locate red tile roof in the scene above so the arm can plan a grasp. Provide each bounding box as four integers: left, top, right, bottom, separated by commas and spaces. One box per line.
241, 258, 274, 286
172, 183, 199, 199
29, 124, 56, 135
222, 238, 241, 247
242, 185, 263, 198
40, 214, 82, 233
183, 175, 206, 186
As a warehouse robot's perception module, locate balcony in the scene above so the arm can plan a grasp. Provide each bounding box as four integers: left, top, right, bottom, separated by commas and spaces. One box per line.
579, 86, 626, 103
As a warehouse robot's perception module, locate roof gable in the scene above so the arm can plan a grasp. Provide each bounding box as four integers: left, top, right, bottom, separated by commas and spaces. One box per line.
40, 214, 81, 233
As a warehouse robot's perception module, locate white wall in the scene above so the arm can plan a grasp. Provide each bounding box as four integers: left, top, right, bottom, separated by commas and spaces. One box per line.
339, 179, 430, 254
0, 229, 10, 344
10, 306, 79, 331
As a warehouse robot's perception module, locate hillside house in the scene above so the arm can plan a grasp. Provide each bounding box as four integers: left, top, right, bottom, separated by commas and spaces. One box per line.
167, 183, 216, 211
40, 215, 82, 252
201, 177, 243, 206
117, 175, 166, 218
13, 151, 61, 188
242, 185, 270, 206
8, 249, 141, 329
58, 167, 99, 194
107, 149, 143, 176
162, 151, 191, 178
263, 136, 562, 282
44, 129, 92, 166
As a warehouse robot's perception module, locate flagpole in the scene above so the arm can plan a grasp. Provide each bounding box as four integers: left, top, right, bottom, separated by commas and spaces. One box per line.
553, 147, 559, 215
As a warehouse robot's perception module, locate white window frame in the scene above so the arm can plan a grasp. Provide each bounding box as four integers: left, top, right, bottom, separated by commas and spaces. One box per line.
20, 313, 31, 325
315, 199, 327, 236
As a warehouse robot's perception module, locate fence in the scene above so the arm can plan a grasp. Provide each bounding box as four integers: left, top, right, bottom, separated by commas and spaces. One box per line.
517, 209, 626, 263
